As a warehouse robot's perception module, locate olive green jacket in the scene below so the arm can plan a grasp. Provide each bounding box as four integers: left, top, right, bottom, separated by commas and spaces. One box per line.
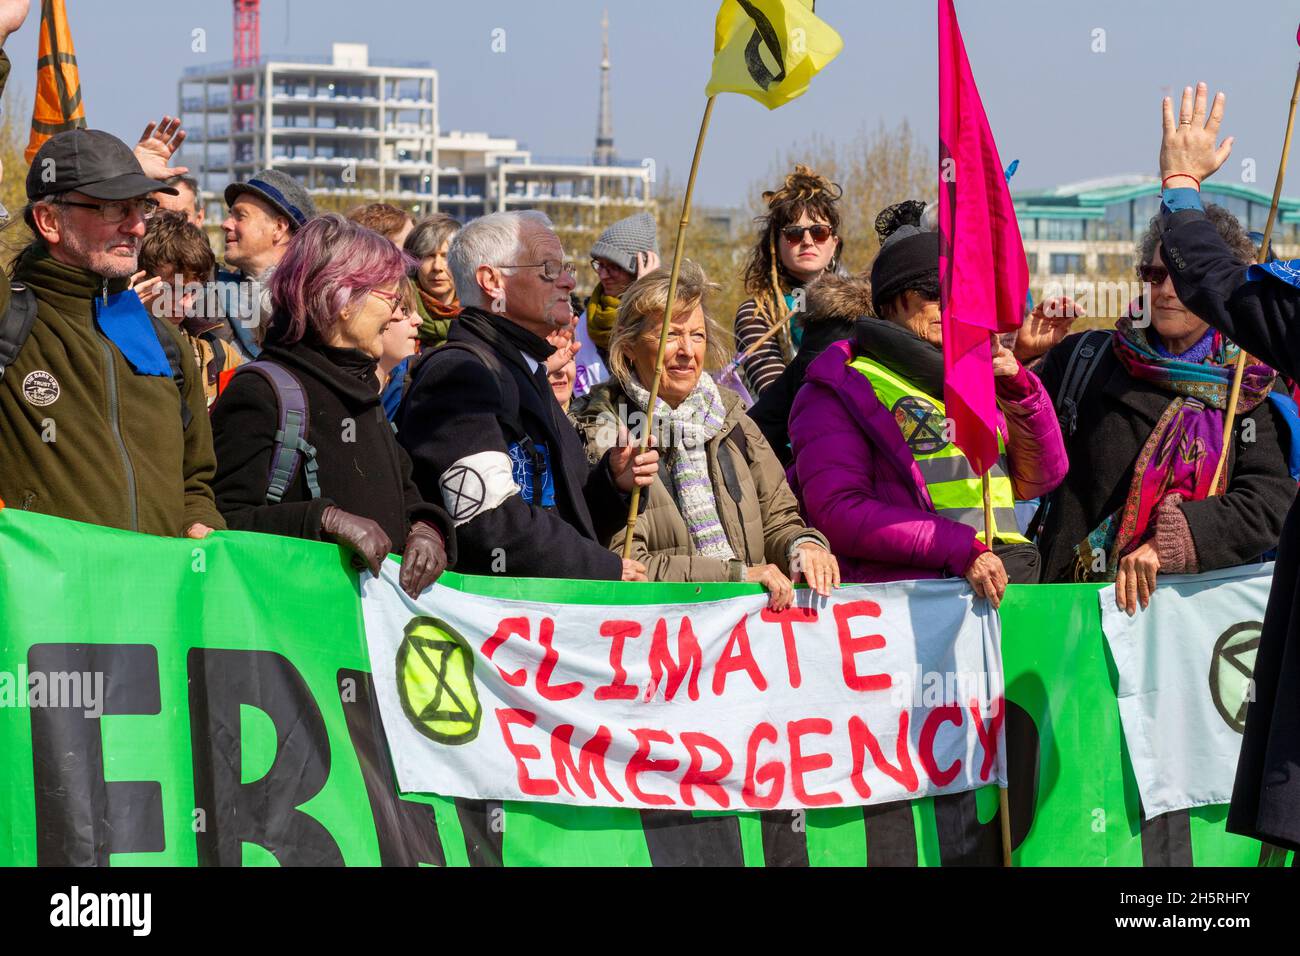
0, 246, 225, 535
574, 378, 828, 582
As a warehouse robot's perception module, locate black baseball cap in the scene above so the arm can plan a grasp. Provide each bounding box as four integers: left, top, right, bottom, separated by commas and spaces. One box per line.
26, 129, 179, 202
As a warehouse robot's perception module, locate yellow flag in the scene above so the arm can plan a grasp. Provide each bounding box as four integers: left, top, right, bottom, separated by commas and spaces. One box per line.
705, 0, 843, 109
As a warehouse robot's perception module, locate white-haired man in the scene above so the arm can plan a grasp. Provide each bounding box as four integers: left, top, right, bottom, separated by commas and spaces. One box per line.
396, 211, 657, 580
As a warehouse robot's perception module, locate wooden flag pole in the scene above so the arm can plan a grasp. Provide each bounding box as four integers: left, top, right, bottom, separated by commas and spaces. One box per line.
622, 96, 717, 559
1209, 60, 1300, 494
982, 471, 1013, 867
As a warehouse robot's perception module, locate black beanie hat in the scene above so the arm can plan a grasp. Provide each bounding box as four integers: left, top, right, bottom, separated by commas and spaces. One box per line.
869, 200, 939, 316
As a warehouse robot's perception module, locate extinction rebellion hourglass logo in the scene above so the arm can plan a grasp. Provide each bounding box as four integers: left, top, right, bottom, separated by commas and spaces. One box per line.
1208, 621, 1261, 734
396, 617, 483, 744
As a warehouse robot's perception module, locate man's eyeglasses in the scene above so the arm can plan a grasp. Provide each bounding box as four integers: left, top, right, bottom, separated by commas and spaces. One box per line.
781, 223, 835, 245
1136, 264, 1170, 285
500, 260, 577, 283
368, 287, 406, 317
51, 197, 160, 224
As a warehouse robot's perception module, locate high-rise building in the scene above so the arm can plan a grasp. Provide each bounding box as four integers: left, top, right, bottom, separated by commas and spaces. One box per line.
179, 43, 438, 220
179, 41, 652, 229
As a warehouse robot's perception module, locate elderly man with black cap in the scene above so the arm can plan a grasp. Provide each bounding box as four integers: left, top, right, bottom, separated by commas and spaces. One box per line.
0, 128, 225, 539
216, 168, 317, 359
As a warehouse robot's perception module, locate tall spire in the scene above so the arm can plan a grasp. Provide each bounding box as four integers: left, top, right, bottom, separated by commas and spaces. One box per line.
594, 9, 616, 166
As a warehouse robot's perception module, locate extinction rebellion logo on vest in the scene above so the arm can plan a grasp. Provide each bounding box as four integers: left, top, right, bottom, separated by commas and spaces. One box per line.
22, 370, 59, 407
396, 616, 482, 744
891, 395, 949, 454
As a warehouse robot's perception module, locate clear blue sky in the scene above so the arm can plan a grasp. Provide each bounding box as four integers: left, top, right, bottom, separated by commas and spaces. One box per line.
3, 0, 1298, 207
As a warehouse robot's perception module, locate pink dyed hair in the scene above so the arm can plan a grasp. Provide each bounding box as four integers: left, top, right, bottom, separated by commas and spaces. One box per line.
268, 213, 415, 345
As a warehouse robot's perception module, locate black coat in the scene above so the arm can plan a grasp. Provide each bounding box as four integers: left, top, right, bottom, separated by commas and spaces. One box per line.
1161, 205, 1300, 852
748, 273, 871, 466
210, 340, 455, 558
395, 307, 632, 580
1035, 330, 1293, 584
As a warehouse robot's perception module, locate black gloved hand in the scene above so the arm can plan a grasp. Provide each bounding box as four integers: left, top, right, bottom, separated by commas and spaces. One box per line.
399, 521, 449, 599
321, 505, 392, 577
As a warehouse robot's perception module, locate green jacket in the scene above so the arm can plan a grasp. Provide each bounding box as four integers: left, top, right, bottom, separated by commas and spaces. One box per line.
0, 245, 225, 535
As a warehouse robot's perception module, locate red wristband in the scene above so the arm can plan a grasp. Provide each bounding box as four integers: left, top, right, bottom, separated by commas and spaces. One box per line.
1162, 173, 1200, 190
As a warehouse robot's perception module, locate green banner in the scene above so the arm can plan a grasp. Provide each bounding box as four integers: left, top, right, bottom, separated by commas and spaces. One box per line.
0, 509, 1288, 866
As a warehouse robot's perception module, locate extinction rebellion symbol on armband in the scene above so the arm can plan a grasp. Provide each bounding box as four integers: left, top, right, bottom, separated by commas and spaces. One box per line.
396, 616, 482, 745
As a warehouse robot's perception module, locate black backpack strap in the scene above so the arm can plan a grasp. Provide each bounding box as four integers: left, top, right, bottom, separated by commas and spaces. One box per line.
201, 331, 227, 390
0, 284, 37, 382
148, 314, 194, 431
1054, 330, 1112, 438
235, 361, 320, 504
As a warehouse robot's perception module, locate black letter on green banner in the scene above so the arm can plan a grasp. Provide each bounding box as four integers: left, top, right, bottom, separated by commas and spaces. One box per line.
338, 668, 446, 867
29, 643, 165, 865
188, 649, 343, 866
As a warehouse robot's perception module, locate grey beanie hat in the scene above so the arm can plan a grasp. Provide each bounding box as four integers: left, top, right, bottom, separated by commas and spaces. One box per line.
225, 169, 318, 230
589, 211, 658, 274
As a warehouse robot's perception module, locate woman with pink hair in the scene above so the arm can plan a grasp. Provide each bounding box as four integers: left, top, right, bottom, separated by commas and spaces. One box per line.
210, 214, 455, 597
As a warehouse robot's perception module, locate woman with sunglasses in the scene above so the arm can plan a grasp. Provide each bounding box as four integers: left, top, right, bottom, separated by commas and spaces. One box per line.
1026, 204, 1291, 610
734, 165, 844, 397
788, 202, 1066, 604
210, 215, 455, 599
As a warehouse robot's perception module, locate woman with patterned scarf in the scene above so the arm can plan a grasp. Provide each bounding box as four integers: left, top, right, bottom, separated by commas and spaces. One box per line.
574, 261, 838, 610
1030, 204, 1294, 613
403, 214, 461, 348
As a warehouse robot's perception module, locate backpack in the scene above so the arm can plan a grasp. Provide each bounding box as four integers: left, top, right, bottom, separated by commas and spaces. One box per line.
0, 282, 193, 430
232, 361, 321, 504
1027, 330, 1112, 541
1053, 329, 1112, 438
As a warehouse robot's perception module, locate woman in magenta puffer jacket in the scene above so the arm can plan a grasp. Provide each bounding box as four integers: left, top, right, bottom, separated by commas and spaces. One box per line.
787, 204, 1067, 605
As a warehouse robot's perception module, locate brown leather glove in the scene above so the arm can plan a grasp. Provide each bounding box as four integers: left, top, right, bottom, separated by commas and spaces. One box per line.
399, 521, 449, 598
321, 505, 392, 577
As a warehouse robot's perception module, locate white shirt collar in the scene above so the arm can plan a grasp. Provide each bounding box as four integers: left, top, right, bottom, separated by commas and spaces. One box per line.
521, 350, 540, 374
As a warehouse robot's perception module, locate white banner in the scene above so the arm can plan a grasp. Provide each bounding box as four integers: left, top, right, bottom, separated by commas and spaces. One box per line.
361, 567, 1007, 810
1100, 562, 1272, 819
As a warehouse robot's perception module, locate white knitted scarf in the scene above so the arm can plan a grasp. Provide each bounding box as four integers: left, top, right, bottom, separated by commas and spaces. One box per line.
622, 372, 735, 559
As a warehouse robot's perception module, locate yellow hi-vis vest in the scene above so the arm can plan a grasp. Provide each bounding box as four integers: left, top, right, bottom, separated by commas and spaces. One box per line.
849, 355, 1029, 545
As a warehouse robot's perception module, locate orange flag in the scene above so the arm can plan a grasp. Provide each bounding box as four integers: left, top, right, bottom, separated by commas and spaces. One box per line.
25, 0, 87, 164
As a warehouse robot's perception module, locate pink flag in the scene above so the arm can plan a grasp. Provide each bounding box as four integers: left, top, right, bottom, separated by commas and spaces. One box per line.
937, 0, 1028, 475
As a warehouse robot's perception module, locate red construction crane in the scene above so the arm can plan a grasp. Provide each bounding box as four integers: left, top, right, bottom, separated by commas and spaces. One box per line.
233, 0, 260, 68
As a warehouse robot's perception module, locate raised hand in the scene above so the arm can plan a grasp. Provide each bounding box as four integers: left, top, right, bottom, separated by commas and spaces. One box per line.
0, 0, 31, 46
1160, 82, 1233, 185
1013, 296, 1086, 363
135, 115, 190, 181
635, 250, 661, 277
991, 337, 1022, 378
